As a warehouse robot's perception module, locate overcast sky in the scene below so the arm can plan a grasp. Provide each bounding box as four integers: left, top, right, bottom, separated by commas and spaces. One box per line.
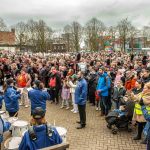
0, 0, 150, 29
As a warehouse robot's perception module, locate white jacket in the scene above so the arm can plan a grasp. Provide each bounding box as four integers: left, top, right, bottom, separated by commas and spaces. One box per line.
68, 81, 77, 93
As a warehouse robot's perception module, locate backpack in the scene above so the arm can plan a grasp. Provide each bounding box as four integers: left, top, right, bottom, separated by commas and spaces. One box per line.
28, 124, 54, 141
49, 77, 56, 88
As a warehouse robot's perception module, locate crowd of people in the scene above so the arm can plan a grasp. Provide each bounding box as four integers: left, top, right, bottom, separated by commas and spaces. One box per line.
0, 50, 150, 149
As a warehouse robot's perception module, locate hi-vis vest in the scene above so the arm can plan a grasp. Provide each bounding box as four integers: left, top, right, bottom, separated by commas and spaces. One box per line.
134, 93, 150, 115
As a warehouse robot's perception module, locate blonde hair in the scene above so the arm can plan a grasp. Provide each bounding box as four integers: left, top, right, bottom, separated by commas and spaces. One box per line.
30, 117, 47, 126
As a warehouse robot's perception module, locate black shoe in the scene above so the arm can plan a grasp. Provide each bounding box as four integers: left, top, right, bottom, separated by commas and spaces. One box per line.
133, 136, 141, 140
76, 125, 85, 129
76, 121, 81, 124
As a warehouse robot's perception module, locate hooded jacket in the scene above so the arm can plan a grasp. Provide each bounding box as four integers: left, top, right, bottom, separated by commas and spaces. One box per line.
4, 86, 21, 112
19, 125, 62, 150
97, 73, 111, 96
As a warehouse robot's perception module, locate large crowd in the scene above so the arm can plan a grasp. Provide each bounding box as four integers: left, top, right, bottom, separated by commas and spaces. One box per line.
0, 50, 150, 149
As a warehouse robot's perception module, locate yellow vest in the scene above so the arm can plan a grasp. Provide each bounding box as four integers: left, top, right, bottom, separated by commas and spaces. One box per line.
134, 104, 150, 115
134, 93, 150, 115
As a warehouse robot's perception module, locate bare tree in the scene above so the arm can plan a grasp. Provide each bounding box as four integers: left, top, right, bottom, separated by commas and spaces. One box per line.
0, 18, 7, 31
13, 21, 28, 50
36, 20, 53, 52
63, 25, 72, 52
117, 18, 131, 51
142, 26, 150, 48
128, 26, 138, 51
108, 26, 117, 50
85, 18, 106, 51
71, 21, 82, 52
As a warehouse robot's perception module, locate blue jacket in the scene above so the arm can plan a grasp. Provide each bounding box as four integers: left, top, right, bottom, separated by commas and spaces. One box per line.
96, 73, 111, 96
75, 78, 87, 105
0, 95, 4, 107
28, 88, 50, 112
19, 125, 62, 150
0, 117, 11, 143
142, 106, 150, 139
4, 86, 21, 112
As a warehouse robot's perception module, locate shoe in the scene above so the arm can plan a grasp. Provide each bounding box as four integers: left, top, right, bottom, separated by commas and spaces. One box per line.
73, 111, 78, 113
96, 107, 99, 111
71, 109, 74, 112
66, 107, 70, 110
133, 136, 141, 140
76, 121, 81, 124
76, 125, 85, 129
60, 106, 64, 109
25, 105, 29, 108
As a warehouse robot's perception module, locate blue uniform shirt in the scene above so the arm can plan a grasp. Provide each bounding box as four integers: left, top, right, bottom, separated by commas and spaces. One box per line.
28, 88, 50, 112
19, 125, 62, 150
0, 117, 11, 143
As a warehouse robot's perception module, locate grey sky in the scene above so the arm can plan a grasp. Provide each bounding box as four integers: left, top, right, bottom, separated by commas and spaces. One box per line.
0, 0, 150, 29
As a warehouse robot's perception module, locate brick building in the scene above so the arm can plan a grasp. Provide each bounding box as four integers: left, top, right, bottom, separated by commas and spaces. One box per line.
0, 29, 15, 45
0, 29, 16, 52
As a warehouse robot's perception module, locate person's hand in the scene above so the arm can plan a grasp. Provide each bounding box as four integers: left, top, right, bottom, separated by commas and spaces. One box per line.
139, 98, 144, 106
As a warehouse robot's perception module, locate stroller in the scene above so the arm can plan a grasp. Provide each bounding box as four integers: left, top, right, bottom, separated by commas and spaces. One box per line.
105, 99, 135, 134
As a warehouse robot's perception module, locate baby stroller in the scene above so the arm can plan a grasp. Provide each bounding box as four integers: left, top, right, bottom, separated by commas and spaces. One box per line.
105, 99, 135, 134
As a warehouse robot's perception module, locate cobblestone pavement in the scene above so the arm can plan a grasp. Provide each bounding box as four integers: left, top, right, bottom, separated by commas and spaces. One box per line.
3, 102, 146, 150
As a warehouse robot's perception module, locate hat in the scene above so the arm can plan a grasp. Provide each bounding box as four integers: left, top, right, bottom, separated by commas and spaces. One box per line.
34, 80, 41, 87
6, 78, 14, 85
99, 66, 105, 71
71, 74, 77, 79
32, 107, 45, 119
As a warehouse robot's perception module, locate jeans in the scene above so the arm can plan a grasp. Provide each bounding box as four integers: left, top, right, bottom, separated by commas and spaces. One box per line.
100, 96, 109, 116
113, 100, 120, 109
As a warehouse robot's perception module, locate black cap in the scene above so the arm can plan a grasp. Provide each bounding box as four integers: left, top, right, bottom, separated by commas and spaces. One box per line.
32, 107, 45, 119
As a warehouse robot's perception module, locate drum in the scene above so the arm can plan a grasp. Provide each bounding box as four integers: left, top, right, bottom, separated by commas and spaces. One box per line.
7, 117, 18, 123
12, 120, 29, 137
56, 127, 67, 143
0, 110, 5, 115
4, 137, 22, 150
1, 111, 9, 120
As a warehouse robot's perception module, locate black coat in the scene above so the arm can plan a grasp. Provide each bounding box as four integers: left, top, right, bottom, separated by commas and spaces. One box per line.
88, 73, 97, 94
113, 86, 126, 101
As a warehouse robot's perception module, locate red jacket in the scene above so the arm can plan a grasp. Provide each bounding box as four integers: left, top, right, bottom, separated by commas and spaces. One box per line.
125, 79, 136, 90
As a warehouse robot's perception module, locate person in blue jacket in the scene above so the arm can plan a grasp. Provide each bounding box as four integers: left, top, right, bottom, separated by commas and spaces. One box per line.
19, 107, 62, 150
96, 67, 111, 116
0, 94, 4, 109
4, 78, 21, 117
0, 116, 11, 145
28, 80, 50, 115
75, 71, 87, 129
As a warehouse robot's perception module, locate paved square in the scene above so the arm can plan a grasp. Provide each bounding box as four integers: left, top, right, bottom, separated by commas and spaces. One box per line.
3, 102, 146, 150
